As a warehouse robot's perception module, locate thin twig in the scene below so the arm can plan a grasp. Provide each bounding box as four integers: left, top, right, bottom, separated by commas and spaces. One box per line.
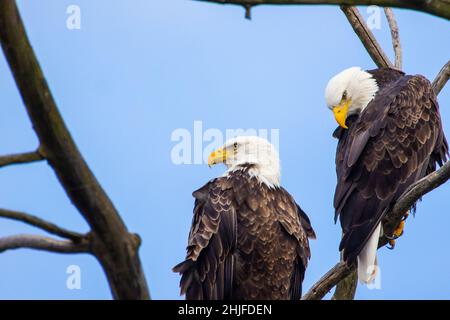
0, 208, 85, 241
244, 4, 252, 19
0, 234, 89, 254
340, 6, 393, 69
384, 8, 402, 69
432, 60, 450, 95
0, 150, 43, 168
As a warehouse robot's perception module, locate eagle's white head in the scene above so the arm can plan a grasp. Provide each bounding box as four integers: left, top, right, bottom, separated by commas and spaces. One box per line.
208, 136, 281, 189
325, 67, 379, 128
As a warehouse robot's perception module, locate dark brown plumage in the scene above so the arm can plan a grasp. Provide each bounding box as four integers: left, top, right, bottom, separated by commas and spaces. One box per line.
333, 68, 448, 264
173, 166, 315, 300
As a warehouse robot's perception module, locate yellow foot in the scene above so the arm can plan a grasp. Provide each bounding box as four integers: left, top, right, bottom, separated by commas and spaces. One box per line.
388, 210, 410, 250
393, 220, 406, 238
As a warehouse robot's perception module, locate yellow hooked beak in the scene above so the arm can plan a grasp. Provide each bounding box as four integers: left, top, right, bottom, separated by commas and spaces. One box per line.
332, 99, 351, 129
208, 147, 227, 167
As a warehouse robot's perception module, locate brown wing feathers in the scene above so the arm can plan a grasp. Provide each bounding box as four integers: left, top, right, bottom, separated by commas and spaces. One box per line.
173, 179, 237, 300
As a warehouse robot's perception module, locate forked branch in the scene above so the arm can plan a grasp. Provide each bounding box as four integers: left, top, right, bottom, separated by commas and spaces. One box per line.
340, 6, 393, 69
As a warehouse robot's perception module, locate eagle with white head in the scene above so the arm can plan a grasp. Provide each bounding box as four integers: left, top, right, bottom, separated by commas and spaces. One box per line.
174, 136, 315, 299
326, 67, 448, 283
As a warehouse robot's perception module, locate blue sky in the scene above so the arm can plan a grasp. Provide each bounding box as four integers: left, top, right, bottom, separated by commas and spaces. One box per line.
0, 0, 449, 299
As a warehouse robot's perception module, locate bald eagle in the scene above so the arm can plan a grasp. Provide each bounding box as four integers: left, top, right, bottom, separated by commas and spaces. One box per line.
325, 67, 448, 283
173, 136, 315, 300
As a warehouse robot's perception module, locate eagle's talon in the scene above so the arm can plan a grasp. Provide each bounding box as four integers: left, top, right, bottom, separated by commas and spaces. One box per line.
385, 213, 408, 249
387, 240, 396, 250
402, 210, 410, 221
385, 233, 397, 240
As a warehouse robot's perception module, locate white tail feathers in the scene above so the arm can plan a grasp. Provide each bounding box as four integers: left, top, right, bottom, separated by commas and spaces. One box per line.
357, 223, 381, 284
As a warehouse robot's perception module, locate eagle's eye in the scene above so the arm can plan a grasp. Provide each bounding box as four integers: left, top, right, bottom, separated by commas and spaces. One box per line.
233, 142, 238, 151
342, 90, 348, 100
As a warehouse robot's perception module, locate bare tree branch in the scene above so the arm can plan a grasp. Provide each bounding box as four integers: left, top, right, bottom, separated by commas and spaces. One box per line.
340, 6, 393, 68
193, 0, 450, 20
0, 0, 149, 299
0, 150, 43, 168
331, 270, 357, 299
384, 8, 402, 69
331, 250, 357, 300
432, 60, 450, 95
0, 234, 89, 254
302, 262, 354, 300
380, 160, 450, 246
0, 208, 85, 241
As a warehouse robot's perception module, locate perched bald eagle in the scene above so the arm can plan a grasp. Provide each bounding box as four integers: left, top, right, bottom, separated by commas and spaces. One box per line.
173, 136, 315, 300
325, 67, 448, 283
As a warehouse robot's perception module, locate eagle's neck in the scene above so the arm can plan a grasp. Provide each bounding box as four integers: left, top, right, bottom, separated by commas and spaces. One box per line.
225, 163, 281, 189
347, 70, 379, 116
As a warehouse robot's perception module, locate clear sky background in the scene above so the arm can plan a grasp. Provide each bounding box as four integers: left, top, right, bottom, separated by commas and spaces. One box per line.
0, 0, 449, 300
